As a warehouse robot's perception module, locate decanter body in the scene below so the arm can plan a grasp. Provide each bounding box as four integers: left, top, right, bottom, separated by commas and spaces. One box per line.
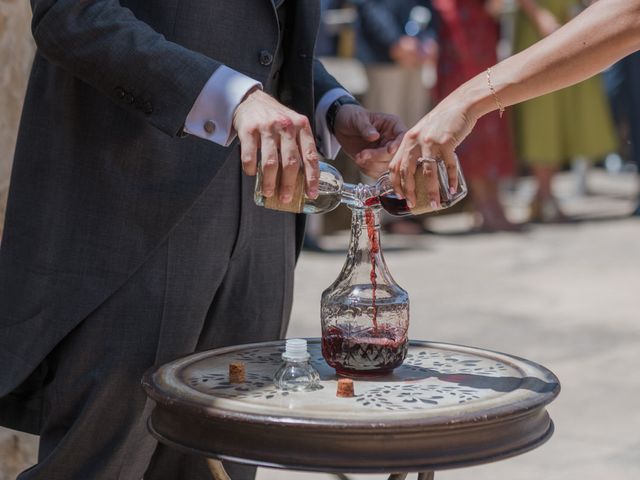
321, 203, 410, 377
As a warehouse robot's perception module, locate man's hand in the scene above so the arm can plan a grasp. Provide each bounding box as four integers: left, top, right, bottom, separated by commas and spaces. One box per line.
333, 105, 406, 179
233, 89, 319, 203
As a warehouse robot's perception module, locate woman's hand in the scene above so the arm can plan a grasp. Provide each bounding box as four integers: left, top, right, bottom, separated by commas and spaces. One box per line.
388, 97, 476, 208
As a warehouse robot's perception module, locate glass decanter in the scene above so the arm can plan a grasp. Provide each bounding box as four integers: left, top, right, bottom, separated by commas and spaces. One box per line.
254, 159, 467, 215
320, 199, 410, 377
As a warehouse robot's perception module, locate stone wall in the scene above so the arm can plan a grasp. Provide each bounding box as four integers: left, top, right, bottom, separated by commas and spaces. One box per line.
0, 1, 39, 477
0, 0, 34, 234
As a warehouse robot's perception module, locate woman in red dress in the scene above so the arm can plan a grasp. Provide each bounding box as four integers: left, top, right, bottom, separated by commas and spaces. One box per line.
433, 0, 519, 231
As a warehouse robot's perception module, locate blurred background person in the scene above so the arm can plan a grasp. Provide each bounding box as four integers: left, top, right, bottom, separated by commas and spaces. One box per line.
433, 0, 520, 232
515, 0, 617, 222
603, 51, 640, 216
354, 0, 438, 127
354, 0, 439, 234
303, 0, 351, 252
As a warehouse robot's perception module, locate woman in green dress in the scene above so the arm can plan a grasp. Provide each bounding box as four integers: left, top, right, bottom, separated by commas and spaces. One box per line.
515, 0, 617, 221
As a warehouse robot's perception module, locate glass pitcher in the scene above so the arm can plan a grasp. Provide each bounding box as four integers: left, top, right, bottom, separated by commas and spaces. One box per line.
320, 199, 410, 377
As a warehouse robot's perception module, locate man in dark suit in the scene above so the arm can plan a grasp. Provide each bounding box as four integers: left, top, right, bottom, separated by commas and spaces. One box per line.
0, 1, 404, 478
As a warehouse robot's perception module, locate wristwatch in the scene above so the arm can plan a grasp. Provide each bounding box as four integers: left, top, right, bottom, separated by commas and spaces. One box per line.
326, 95, 360, 134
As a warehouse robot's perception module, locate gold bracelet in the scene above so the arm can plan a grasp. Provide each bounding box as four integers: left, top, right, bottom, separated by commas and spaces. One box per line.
486, 67, 505, 118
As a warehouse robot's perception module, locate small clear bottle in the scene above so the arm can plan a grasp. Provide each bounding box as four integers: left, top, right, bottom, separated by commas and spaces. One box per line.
273, 339, 321, 392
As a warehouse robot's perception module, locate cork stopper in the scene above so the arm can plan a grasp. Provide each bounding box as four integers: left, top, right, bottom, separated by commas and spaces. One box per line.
336, 378, 355, 398
263, 170, 306, 213
229, 362, 246, 384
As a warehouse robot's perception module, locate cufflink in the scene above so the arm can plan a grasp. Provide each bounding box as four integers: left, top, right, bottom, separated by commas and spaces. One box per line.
204, 120, 216, 134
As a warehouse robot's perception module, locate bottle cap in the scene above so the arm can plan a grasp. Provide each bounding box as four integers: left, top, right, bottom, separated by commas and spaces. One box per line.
282, 338, 310, 362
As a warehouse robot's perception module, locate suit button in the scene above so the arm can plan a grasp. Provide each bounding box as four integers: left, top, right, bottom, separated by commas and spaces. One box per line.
259, 49, 274, 66
125, 93, 135, 104
143, 101, 154, 114
204, 120, 216, 134
115, 87, 126, 99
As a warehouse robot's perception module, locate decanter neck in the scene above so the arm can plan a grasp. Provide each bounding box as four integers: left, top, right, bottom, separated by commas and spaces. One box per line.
341, 182, 372, 208
341, 205, 388, 280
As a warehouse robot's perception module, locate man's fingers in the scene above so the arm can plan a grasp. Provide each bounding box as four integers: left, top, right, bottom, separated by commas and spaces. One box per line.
278, 127, 301, 204
259, 130, 279, 198
356, 114, 381, 142
238, 127, 259, 176
297, 120, 319, 198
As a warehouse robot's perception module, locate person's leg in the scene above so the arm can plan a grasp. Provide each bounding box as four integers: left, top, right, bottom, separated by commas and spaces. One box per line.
18, 156, 243, 480
468, 178, 519, 231
529, 165, 568, 222
143, 159, 297, 480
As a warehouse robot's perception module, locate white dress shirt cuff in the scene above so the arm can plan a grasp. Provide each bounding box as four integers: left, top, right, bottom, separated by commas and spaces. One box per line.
315, 87, 353, 159
184, 65, 262, 146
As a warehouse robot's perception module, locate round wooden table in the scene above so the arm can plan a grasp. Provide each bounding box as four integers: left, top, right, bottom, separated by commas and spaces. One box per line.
143, 339, 560, 479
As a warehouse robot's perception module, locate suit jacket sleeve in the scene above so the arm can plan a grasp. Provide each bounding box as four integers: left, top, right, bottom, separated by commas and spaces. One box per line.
312, 58, 345, 108
30, 0, 219, 137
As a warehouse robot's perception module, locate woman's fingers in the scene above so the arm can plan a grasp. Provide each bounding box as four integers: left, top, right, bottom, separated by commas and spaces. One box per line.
400, 146, 421, 208
422, 161, 441, 210
443, 149, 459, 194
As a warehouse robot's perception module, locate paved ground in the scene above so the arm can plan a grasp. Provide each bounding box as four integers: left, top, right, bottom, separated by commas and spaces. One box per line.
258, 170, 640, 480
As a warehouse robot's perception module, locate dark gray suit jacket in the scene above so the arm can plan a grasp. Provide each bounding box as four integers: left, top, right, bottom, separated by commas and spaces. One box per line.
0, 0, 342, 431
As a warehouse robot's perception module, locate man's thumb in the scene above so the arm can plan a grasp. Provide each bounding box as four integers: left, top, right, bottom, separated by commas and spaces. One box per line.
357, 116, 380, 141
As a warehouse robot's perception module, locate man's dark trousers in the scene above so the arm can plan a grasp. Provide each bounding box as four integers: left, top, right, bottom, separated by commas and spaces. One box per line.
16, 154, 296, 480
